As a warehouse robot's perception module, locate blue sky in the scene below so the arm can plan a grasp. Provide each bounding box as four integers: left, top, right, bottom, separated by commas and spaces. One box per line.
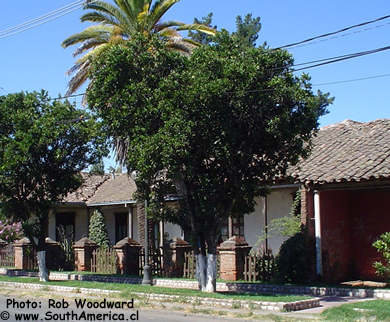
1, 0, 389, 168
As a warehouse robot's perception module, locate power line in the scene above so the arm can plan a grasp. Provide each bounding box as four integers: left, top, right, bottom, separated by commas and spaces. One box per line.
274, 13, 390, 50
286, 22, 390, 50
0, 1, 92, 39
0, 1, 83, 36
312, 73, 390, 86
292, 44, 390, 71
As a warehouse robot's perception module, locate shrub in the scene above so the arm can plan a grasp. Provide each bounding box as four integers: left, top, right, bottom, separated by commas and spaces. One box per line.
276, 230, 315, 283
0, 219, 23, 243
89, 209, 110, 248
373, 232, 390, 280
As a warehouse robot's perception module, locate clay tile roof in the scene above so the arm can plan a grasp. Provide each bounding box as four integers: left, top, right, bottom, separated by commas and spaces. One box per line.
86, 173, 137, 205
289, 119, 390, 184
63, 173, 110, 203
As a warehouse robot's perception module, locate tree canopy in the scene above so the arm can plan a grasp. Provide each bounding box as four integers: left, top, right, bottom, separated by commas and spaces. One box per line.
189, 12, 261, 47
0, 91, 106, 253
87, 32, 332, 291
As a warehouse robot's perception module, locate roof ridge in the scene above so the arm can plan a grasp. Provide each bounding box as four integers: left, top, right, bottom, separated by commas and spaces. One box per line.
84, 174, 111, 202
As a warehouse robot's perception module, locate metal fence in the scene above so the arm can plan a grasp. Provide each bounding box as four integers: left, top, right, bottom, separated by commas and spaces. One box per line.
0, 244, 14, 268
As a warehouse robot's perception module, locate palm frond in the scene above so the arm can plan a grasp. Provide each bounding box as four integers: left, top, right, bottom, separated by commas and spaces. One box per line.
176, 23, 216, 35
148, 0, 180, 30
114, 137, 129, 166
62, 25, 113, 48
154, 20, 185, 32
159, 27, 180, 38
66, 61, 90, 95
73, 38, 109, 57
113, 0, 137, 23
83, 1, 133, 32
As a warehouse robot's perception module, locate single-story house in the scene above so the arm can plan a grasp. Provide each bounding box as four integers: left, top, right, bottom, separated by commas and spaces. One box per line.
290, 119, 390, 281
50, 118, 390, 282
49, 172, 298, 254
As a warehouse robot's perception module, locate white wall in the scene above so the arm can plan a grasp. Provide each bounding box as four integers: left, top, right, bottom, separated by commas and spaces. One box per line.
97, 205, 138, 246
244, 196, 265, 248
244, 187, 298, 254
266, 188, 297, 253
48, 210, 56, 240
164, 222, 184, 240
74, 208, 89, 240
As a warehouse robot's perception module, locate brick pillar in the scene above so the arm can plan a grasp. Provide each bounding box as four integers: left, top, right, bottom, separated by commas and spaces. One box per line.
0, 239, 7, 249
114, 237, 142, 275
45, 237, 64, 270
137, 202, 145, 247
13, 237, 32, 270
218, 236, 251, 281
73, 237, 98, 271
301, 186, 315, 236
169, 238, 192, 277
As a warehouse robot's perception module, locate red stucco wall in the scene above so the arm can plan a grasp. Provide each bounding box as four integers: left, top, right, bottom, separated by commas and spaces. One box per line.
319, 189, 390, 281
320, 190, 353, 281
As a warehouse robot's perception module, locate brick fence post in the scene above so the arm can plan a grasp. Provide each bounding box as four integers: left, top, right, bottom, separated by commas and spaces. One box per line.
13, 237, 32, 270
0, 239, 7, 249
45, 237, 65, 270
73, 237, 98, 271
169, 238, 192, 277
114, 237, 142, 275
218, 236, 251, 281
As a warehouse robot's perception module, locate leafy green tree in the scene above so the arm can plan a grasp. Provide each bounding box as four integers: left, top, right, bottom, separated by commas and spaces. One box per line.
87, 32, 332, 292
62, 0, 216, 95
233, 13, 261, 47
188, 13, 216, 45
89, 209, 110, 248
0, 91, 106, 281
90, 159, 105, 175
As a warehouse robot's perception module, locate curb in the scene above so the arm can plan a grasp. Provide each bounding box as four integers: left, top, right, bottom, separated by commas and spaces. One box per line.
0, 281, 320, 312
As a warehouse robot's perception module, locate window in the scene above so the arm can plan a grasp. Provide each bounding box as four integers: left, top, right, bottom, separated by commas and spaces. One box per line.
220, 215, 245, 242
231, 215, 244, 237
115, 212, 128, 243
56, 212, 75, 242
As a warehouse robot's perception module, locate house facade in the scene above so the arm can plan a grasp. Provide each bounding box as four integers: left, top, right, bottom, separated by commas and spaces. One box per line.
49, 174, 297, 255
291, 119, 390, 282
50, 118, 390, 283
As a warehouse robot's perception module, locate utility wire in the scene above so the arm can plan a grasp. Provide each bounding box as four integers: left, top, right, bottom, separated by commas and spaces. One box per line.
0, 1, 93, 39
312, 73, 390, 86
274, 13, 390, 50
287, 22, 390, 50
0, 0, 84, 36
292, 44, 390, 71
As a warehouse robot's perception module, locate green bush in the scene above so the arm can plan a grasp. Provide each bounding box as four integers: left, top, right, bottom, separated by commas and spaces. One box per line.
89, 210, 110, 248
372, 232, 390, 280
276, 230, 315, 283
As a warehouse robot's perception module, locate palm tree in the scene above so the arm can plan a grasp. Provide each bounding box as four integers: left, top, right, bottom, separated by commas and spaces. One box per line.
62, 0, 216, 95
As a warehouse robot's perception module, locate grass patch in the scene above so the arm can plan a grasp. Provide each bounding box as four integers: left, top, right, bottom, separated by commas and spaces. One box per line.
0, 275, 310, 302
321, 299, 390, 321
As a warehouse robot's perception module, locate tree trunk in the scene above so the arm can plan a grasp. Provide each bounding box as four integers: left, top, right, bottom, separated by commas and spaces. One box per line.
196, 254, 207, 291
205, 254, 217, 292
37, 251, 49, 282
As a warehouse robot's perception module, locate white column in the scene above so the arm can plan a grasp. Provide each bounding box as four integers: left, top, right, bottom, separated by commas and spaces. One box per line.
128, 207, 133, 239
159, 221, 164, 247
314, 190, 323, 276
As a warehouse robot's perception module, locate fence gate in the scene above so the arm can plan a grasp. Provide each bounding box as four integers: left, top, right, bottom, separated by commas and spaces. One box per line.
0, 244, 15, 268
